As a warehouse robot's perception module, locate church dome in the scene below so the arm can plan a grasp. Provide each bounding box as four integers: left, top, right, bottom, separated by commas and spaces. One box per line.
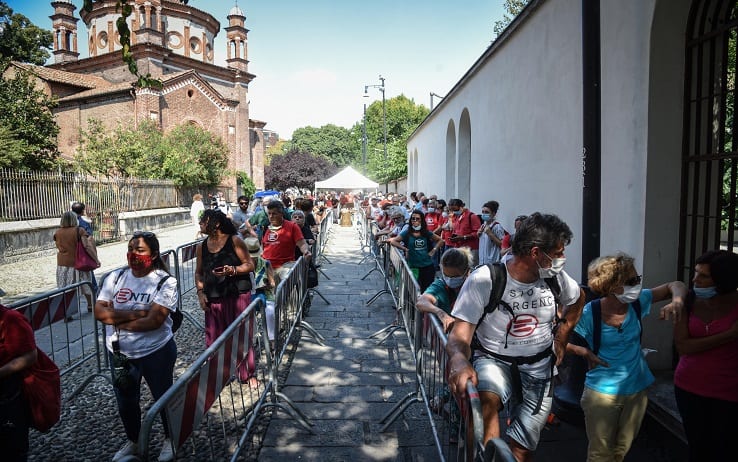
229, 5, 245, 17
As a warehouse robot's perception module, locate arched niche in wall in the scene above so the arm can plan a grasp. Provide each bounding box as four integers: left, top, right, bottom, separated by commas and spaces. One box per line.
458, 108, 471, 205
446, 119, 457, 199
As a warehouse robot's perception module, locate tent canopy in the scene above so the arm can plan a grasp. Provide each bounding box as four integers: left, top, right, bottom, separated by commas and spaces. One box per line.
314, 166, 378, 190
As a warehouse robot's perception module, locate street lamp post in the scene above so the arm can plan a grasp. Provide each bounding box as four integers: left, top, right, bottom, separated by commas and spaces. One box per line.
362, 98, 367, 174
430, 92, 444, 110
364, 75, 387, 160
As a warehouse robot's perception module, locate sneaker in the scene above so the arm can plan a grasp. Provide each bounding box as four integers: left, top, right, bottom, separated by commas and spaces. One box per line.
158, 438, 175, 462
112, 440, 138, 462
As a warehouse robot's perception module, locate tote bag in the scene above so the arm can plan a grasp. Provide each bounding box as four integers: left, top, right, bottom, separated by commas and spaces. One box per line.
22, 348, 62, 432
75, 230, 99, 272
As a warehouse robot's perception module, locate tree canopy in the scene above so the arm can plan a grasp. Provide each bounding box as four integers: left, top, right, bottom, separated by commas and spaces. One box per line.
493, 0, 530, 37
361, 94, 429, 183
264, 149, 337, 191
284, 124, 359, 168
0, 2, 53, 65
0, 63, 60, 170
76, 119, 230, 187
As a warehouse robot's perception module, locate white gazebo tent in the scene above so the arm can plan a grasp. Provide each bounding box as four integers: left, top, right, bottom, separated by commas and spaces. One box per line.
314, 166, 378, 191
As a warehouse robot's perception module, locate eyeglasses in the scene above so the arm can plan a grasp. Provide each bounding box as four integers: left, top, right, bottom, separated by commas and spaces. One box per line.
625, 274, 642, 286
410, 217, 422, 221
132, 231, 155, 238
238, 202, 248, 205
515, 215, 528, 221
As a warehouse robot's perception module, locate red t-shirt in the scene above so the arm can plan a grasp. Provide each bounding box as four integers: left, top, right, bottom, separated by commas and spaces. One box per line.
450, 209, 481, 250
261, 219, 305, 269
0, 306, 36, 369
424, 212, 442, 232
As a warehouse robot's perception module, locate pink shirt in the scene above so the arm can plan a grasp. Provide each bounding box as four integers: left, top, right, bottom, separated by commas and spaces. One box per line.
674, 304, 738, 402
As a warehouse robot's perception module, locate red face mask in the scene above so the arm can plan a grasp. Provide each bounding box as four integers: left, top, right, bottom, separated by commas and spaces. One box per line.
127, 252, 154, 271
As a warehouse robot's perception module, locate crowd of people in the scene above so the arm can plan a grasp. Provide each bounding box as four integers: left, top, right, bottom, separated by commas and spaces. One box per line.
361, 190, 737, 462
7, 190, 734, 462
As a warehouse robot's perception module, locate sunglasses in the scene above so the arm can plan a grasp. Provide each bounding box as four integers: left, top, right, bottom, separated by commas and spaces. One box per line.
132, 231, 155, 238
410, 217, 422, 221
238, 202, 248, 205
625, 274, 642, 286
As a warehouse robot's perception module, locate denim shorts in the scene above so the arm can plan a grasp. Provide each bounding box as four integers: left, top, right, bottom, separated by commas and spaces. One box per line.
474, 355, 553, 450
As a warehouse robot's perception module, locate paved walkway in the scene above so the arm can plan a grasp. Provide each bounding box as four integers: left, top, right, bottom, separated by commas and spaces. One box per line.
256, 224, 687, 462
259, 224, 437, 460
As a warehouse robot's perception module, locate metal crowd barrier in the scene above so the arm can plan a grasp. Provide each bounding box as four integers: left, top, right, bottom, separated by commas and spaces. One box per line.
133, 253, 327, 460
133, 298, 285, 461
272, 256, 325, 366
316, 208, 334, 266
9, 280, 108, 399
172, 240, 206, 330
357, 214, 514, 461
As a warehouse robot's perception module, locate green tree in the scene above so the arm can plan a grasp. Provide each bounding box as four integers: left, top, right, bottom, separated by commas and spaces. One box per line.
284, 124, 360, 167
363, 94, 429, 183
0, 124, 26, 168
161, 124, 229, 187
0, 64, 60, 170
493, 0, 530, 37
77, 119, 228, 187
237, 172, 256, 199
0, 2, 53, 65
76, 118, 163, 178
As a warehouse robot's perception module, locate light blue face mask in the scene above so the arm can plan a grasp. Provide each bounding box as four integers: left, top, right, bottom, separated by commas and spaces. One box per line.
694, 286, 718, 298
443, 274, 465, 288
481, 214, 491, 222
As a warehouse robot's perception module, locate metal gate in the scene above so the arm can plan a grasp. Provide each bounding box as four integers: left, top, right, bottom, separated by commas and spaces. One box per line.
679, 0, 738, 280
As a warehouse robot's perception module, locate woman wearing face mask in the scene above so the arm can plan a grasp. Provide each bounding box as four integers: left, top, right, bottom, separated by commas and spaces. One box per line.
195, 209, 257, 386
416, 247, 472, 332
388, 210, 444, 292
567, 253, 686, 462
673, 250, 738, 462
94, 231, 178, 462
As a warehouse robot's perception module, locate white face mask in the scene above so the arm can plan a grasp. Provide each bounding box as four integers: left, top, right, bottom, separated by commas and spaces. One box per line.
428, 207, 436, 213
412, 225, 421, 231
537, 251, 566, 278
615, 284, 642, 304
442, 212, 449, 218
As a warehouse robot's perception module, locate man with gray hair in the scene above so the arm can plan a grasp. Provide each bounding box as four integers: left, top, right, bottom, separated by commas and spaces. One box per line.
446, 213, 585, 461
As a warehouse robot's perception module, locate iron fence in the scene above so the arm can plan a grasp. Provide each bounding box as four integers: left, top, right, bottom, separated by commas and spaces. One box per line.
0, 169, 203, 242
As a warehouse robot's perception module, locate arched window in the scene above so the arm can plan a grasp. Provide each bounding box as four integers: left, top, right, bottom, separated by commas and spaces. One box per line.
446, 120, 456, 199
458, 109, 471, 205
678, 0, 738, 278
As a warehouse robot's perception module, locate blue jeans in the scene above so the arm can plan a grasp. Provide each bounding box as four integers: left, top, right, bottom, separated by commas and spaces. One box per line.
109, 337, 177, 442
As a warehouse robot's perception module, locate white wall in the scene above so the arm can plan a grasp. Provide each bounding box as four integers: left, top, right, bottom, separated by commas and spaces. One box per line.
407, 0, 693, 369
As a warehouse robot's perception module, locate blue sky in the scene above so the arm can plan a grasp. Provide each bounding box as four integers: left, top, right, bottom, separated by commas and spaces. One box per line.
7, 0, 505, 138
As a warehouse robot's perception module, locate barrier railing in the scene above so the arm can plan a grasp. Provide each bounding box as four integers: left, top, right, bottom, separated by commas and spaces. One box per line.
172, 239, 206, 330
357, 213, 514, 461
134, 298, 280, 461
134, 252, 326, 460
9, 281, 109, 399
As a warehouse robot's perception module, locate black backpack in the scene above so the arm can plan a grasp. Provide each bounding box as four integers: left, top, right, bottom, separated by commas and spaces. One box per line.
589, 298, 642, 354
114, 270, 182, 332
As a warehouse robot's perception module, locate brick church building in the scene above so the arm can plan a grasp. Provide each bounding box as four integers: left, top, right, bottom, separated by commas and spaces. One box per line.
9, 0, 266, 193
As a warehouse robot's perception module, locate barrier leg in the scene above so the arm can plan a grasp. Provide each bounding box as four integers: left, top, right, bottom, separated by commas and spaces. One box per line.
309, 288, 331, 305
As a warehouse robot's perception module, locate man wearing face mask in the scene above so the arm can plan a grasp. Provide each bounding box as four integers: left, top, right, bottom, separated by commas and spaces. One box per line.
446, 212, 585, 461
567, 253, 685, 461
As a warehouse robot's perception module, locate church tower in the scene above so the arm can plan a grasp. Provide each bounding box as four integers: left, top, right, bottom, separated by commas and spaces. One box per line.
225, 2, 249, 73
50, 0, 79, 63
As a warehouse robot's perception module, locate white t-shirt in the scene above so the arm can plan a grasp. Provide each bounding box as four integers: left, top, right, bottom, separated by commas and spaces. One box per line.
98, 268, 178, 359
451, 260, 580, 375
